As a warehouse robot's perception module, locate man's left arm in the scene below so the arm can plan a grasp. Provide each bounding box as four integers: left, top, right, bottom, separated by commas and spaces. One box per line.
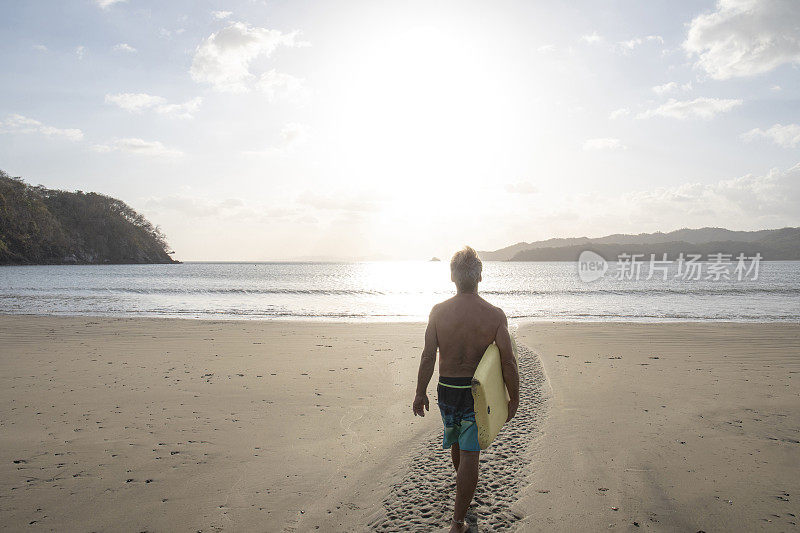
413, 309, 438, 416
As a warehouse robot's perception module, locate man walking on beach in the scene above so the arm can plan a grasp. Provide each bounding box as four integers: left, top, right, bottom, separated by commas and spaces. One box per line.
413, 246, 520, 533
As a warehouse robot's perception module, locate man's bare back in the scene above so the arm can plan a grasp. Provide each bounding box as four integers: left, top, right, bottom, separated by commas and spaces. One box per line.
413, 292, 519, 418
433, 293, 506, 377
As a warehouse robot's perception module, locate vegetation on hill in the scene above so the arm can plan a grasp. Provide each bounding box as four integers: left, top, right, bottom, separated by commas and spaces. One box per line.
480, 227, 800, 261
0, 170, 177, 265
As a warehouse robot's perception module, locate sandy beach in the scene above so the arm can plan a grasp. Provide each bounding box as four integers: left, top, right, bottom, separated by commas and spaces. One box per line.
1, 316, 798, 532
515, 322, 800, 532
0, 316, 438, 532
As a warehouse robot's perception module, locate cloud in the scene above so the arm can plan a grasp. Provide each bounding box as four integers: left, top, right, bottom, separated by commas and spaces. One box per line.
652, 82, 678, 95
75, 46, 86, 60
652, 81, 692, 95
583, 138, 627, 150
622, 162, 800, 223
297, 191, 381, 212
684, 0, 800, 79
190, 22, 309, 92
92, 138, 182, 156
95, 0, 126, 8
536, 44, 556, 53
279, 122, 308, 148
505, 182, 538, 194
144, 195, 253, 218
144, 194, 296, 224
154, 97, 203, 119
614, 35, 664, 52
609, 108, 630, 120
527, 162, 800, 235
243, 123, 309, 156
113, 43, 137, 53
742, 123, 800, 148
581, 31, 603, 44
637, 97, 742, 120
33, 44, 47, 52
257, 69, 308, 103
295, 215, 319, 224
105, 93, 166, 112
0, 114, 83, 141
213, 10, 232, 20
105, 93, 202, 118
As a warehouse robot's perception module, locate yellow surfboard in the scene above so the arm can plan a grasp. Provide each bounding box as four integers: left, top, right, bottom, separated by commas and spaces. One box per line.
471, 339, 514, 449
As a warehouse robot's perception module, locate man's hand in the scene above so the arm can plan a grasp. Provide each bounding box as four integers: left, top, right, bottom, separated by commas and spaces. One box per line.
413, 393, 429, 416
507, 397, 519, 422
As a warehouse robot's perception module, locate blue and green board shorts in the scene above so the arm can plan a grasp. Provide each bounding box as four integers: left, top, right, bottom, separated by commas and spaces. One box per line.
437, 376, 480, 452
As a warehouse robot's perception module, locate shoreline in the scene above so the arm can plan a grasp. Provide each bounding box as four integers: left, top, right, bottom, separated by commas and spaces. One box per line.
1, 311, 799, 325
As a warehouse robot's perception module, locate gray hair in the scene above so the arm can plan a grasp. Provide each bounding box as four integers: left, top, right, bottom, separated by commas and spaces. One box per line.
450, 246, 482, 291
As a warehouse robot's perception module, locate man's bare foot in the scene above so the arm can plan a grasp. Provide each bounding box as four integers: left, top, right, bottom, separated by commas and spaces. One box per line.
448, 518, 468, 533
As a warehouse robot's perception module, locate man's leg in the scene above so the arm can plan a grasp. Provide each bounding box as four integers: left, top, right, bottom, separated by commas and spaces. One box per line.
451, 449, 479, 531
450, 442, 460, 471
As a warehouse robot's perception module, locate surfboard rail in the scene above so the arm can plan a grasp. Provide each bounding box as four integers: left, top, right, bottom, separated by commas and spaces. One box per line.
471, 341, 512, 449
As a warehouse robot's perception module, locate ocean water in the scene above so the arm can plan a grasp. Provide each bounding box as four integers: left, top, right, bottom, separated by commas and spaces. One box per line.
0, 261, 798, 322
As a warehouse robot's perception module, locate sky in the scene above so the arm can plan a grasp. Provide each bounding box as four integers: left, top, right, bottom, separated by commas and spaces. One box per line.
1, 0, 799, 261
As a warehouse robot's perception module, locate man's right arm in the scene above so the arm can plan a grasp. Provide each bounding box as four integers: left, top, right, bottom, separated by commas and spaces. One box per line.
495, 310, 520, 421
413, 306, 438, 417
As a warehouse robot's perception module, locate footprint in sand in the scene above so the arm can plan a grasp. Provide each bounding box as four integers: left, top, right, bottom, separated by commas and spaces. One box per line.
369, 343, 548, 532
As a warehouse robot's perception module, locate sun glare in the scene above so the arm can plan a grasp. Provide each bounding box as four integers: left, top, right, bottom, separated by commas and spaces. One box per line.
323, 17, 520, 196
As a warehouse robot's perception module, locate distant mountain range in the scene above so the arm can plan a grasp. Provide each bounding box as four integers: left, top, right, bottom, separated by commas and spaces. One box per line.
0, 171, 177, 265
479, 227, 800, 261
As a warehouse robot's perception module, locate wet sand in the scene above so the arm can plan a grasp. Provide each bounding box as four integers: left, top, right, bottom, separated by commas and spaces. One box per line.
1, 316, 798, 531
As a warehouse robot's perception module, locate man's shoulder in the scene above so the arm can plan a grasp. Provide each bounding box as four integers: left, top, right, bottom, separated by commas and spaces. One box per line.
429, 298, 449, 317
435, 295, 460, 307
431, 296, 506, 320
475, 295, 505, 315
482, 299, 507, 322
